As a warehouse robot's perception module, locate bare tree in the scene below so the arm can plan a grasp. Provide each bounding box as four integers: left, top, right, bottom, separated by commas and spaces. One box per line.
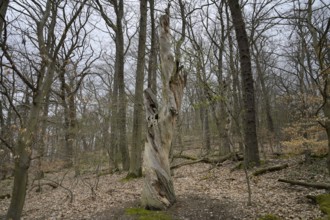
1, 1, 88, 218
228, 0, 260, 166
128, 0, 148, 178
94, 0, 130, 171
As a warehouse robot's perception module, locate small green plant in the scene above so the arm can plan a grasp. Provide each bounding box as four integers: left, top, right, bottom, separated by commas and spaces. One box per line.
120, 175, 139, 183
316, 194, 330, 216
258, 214, 281, 220
124, 172, 142, 181
125, 207, 172, 220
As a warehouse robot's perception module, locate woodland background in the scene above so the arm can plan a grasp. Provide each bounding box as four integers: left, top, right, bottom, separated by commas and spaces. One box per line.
0, 0, 330, 219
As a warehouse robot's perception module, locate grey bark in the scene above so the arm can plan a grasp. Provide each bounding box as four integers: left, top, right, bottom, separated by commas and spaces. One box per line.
109, 71, 119, 170
0, 0, 9, 40
59, 71, 73, 167
147, 0, 157, 95
95, 0, 129, 171
216, 9, 231, 155
128, 0, 148, 178
201, 107, 211, 154
35, 91, 50, 180
228, 0, 260, 167
226, 2, 243, 152
115, 0, 129, 171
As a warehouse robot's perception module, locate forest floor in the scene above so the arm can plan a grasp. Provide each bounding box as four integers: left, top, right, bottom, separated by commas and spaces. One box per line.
0, 152, 329, 220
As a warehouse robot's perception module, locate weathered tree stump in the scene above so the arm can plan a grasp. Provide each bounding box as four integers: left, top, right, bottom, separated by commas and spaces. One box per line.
141, 9, 186, 210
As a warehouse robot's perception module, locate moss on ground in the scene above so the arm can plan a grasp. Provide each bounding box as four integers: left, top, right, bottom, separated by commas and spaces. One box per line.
125, 207, 172, 220
316, 194, 330, 218
123, 173, 142, 181
258, 214, 281, 220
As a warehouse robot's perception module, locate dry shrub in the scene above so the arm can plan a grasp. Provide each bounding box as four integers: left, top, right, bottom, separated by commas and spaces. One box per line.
280, 119, 328, 155
281, 139, 327, 155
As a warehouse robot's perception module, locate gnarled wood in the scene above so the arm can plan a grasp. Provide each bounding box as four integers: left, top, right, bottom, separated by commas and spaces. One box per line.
141, 9, 186, 210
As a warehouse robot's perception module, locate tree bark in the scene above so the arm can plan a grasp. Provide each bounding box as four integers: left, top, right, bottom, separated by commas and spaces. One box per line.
228, 0, 260, 167
0, 0, 9, 40
128, 0, 148, 178
147, 0, 157, 95
141, 10, 187, 210
226, 2, 243, 152
59, 71, 73, 168
116, 0, 130, 171
109, 62, 119, 170
35, 91, 50, 180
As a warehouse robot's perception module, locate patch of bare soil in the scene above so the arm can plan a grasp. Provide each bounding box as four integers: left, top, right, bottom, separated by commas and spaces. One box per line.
0, 155, 328, 219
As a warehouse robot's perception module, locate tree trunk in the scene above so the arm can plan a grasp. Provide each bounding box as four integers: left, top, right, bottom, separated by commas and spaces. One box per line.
116, 0, 130, 171
128, 0, 148, 178
226, 7, 243, 152
67, 82, 77, 174
141, 10, 187, 210
59, 71, 73, 168
228, 0, 260, 167
147, 0, 157, 95
109, 62, 119, 171
202, 107, 211, 154
325, 112, 330, 174
0, 0, 9, 40
6, 60, 55, 220
35, 91, 50, 180
306, 0, 330, 174
253, 43, 275, 134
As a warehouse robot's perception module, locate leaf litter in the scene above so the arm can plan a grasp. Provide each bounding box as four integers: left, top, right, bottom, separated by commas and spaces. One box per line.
0, 155, 328, 219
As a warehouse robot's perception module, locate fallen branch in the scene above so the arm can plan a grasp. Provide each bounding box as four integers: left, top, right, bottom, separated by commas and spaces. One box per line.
29, 182, 58, 192
171, 159, 204, 170
173, 154, 197, 160
171, 153, 233, 170
253, 164, 289, 176
43, 178, 74, 203
201, 153, 234, 164
278, 179, 330, 190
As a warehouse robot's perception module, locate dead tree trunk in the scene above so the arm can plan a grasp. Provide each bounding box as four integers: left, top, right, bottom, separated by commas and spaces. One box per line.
141, 9, 187, 210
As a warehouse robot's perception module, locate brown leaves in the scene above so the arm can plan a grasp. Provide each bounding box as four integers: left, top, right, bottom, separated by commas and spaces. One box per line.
0, 156, 327, 219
